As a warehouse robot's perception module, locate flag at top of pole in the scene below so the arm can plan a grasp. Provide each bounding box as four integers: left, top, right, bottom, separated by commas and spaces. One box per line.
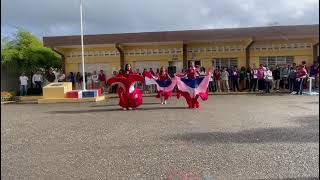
80, 0, 86, 90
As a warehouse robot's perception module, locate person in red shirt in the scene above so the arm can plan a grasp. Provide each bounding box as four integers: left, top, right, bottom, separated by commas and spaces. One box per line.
294, 65, 307, 95
98, 70, 106, 93
214, 68, 221, 92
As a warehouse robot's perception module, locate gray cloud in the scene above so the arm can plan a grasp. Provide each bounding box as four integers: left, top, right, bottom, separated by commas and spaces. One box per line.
1, 0, 319, 39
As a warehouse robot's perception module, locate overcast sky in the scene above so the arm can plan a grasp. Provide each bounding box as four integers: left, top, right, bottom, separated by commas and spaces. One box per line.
1, 0, 319, 39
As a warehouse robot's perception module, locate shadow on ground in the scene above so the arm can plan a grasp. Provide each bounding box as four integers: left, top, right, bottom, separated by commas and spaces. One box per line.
48, 106, 188, 114
253, 178, 318, 180
89, 102, 160, 107
164, 115, 319, 144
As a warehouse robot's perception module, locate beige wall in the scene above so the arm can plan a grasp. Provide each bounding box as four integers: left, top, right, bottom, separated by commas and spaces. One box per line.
55, 38, 318, 75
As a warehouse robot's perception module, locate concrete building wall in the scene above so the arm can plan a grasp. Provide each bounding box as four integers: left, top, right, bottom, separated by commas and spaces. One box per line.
55, 38, 318, 75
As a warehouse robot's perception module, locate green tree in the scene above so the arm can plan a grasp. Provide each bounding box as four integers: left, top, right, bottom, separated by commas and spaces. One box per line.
1, 29, 62, 75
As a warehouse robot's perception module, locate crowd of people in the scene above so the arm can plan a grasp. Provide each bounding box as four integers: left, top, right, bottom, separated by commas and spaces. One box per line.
18, 60, 319, 96
204, 60, 319, 95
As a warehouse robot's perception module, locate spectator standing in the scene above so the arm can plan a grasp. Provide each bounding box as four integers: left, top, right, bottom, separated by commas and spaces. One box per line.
257, 64, 265, 92
246, 67, 251, 90
227, 67, 233, 91
149, 68, 155, 93
98, 70, 106, 92
309, 60, 319, 89
76, 72, 83, 90
281, 65, 290, 89
32, 71, 43, 94
68, 72, 75, 89
46, 68, 56, 83
239, 67, 247, 90
91, 71, 99, 89
249, 65, 258, 92
221, 67, 229, 92
231, 66, 241, 92
86, 72, 92, 89
273, 66, 281, 91
213, 67, 221, 92
293, 65, 307, 95
19, 72, 28, 96
264, 67, 273, 93
58, 71, 66, 82
288, 64, 297, 92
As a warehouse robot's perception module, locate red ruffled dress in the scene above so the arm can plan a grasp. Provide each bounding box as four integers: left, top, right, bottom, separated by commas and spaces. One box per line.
107, 71, 144, 109
155, 72, 172, 100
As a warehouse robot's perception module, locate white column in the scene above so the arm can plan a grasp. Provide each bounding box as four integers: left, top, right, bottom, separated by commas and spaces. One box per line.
80, 0, 86, 90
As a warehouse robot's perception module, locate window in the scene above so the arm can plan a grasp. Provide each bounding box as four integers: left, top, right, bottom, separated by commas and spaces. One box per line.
212, 47, 217, 52
153, 49, 159, 55
212, 58, 238, 69
259, 56, 294, 68
99, 51, 105, 56
306, 43, 312, 48
299, 43, 306, 48
280, 44, 286, 49
207, 47, 212, 52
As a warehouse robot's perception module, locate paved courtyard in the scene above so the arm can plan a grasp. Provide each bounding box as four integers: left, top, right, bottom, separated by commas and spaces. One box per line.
1, 95, 319, 179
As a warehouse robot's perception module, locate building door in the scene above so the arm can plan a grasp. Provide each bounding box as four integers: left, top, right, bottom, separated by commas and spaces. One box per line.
188, 60, 201, 68
169, 61, 183, 73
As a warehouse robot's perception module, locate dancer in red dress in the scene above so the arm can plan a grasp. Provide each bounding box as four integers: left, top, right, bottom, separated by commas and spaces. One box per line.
156, 67, 172, 104
144, 67, 176, 104
176, 62, 211, 109
107, 64, 144, 110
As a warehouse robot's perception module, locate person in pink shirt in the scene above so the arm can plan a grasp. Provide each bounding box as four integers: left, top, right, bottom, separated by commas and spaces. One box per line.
257, 64, 265, 92
214, 67, 221, 92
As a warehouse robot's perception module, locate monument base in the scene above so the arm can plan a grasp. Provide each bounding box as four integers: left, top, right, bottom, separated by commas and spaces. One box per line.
38, 96, 105, 104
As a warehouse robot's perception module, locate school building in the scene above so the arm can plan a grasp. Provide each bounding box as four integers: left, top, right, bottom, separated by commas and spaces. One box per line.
43, 24, 319, 76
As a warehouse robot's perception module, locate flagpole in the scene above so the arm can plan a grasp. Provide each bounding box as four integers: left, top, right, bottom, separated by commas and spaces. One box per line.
80, 0, 86, 90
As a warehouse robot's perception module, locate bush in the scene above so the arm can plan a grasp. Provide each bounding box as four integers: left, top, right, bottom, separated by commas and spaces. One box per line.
1, 91, 16, 102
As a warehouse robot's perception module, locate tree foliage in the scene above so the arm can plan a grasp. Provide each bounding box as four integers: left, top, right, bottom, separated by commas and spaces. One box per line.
1, 29, 62, 75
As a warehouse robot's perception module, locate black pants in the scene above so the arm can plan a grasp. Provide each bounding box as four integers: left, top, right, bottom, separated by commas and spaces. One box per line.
265, 81, 271, 93
289, 78, 295, 92
208, 81, 214, 92
294, 78, 304, 94
232, 79, 240, 92
249, 79, 257, 92
34, 81, 42, 94
258, 79, 265, 90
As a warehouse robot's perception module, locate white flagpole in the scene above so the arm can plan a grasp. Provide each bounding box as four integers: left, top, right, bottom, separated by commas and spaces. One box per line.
80, 0, 86, 90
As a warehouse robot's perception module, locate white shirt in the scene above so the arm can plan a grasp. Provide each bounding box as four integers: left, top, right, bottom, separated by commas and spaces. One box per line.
91, 74, 99, 82
32, 74, 42, 84
252, 69, 258, 79
58, 74, 66, 81
19, 76, 28, 86
221, 71, 229, 81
